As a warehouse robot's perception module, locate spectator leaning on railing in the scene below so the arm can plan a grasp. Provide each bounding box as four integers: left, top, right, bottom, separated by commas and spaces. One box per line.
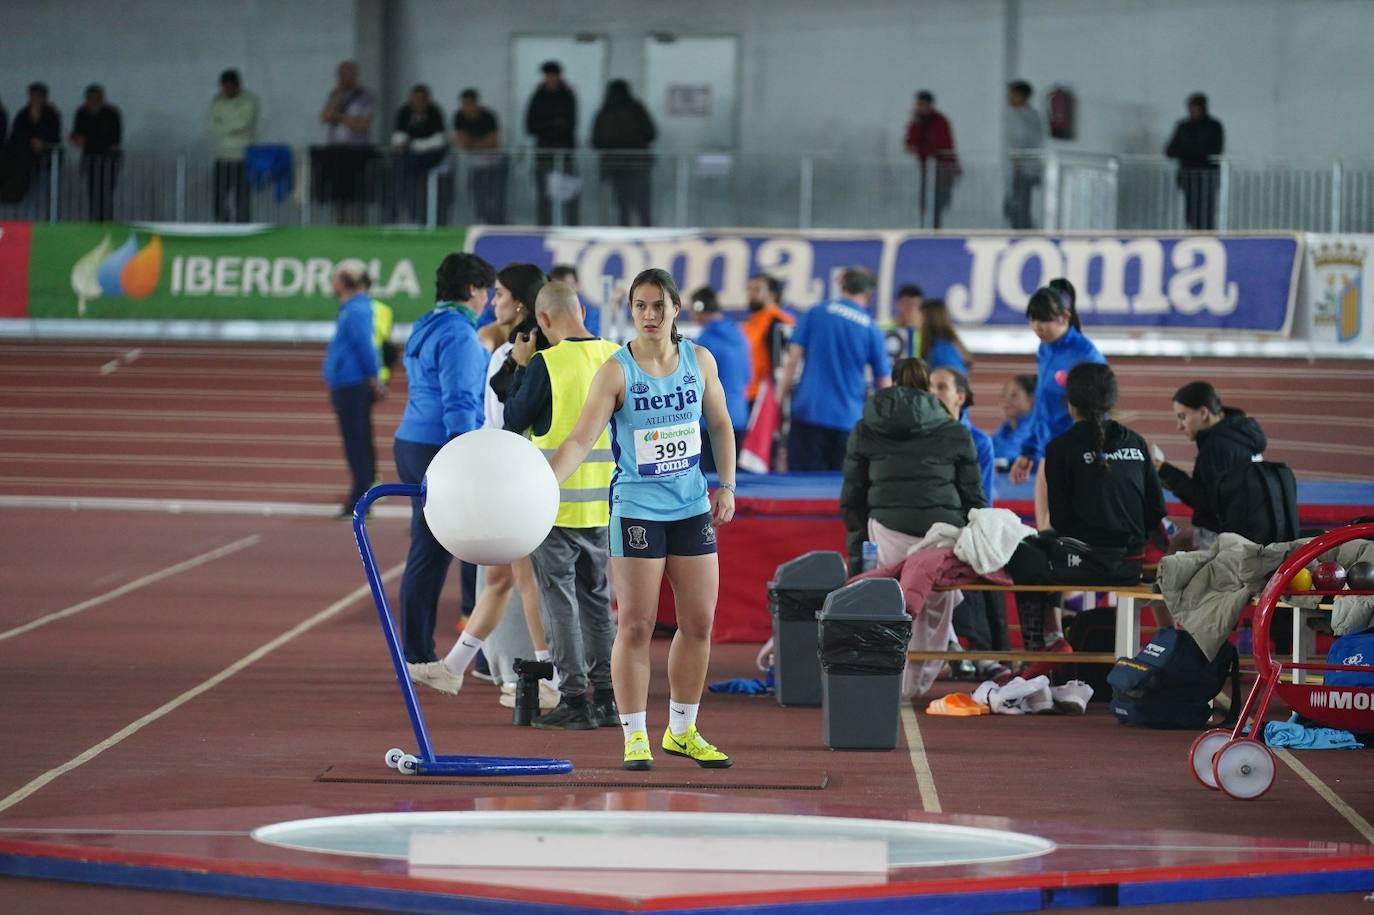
1003, 79, 1044, 230
1165, 92, 1225, 231
1, 82, 61, 211
525, 60, 579, 226
69, 83, 121, 222
319, 60, 376, 225
207, 69, 258, 223
591, 79, 657, 228
452, 88, 507, 224
390, 83, 447, 223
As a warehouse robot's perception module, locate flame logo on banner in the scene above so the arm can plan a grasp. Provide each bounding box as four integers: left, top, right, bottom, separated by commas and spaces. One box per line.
71, 233, 163, 307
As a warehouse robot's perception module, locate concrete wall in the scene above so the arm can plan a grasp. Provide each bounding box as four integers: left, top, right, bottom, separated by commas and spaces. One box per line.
3, 0, 1372, 161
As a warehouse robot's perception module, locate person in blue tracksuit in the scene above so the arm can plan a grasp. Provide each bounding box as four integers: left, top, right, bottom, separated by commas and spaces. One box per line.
991, 373, 1037, 469
777, 267, 893, 471
393, 252, 495, 695
689, 286, 752, 474
919, 298, 972, 377
1010, 278, 1106, 488
929, 367, 995, 506
323, 266, 383, 518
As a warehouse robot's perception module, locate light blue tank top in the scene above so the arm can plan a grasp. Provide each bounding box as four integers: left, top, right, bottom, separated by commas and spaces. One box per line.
609, 340, 710, 521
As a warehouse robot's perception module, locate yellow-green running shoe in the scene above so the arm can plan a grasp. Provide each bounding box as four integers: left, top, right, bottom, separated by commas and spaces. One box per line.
661, 725, 732, 769
623, 730, 653, 771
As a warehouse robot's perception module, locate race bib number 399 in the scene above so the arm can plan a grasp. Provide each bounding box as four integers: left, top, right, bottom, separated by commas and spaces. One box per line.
635, 422, 701, 476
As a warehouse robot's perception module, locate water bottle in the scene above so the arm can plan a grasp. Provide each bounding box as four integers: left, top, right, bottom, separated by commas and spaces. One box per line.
862, 541, 879, 572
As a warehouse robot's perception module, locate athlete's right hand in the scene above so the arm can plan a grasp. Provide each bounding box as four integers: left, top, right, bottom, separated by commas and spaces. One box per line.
1009, 455, 1032, 484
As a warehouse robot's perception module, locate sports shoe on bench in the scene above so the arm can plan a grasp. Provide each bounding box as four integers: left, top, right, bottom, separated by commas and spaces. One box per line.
623, 731, 653, 770
407, 661, 463, 696
531, 698, 597, 730
662, 725, 732, 768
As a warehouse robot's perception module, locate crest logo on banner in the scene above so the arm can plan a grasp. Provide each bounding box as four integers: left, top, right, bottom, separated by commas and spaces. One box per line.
1311, 241, 1363, 343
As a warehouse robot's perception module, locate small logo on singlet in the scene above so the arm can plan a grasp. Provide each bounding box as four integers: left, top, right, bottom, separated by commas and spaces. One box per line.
630, 381, 650, 395
627, 526, 649, 550
683, 372, 697, 385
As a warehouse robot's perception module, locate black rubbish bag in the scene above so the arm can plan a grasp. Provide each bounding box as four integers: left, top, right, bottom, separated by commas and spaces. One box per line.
818, 619, 912, 676
770, 588, 831, 622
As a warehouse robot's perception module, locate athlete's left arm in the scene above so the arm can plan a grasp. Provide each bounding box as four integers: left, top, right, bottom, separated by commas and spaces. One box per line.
548, 358, 623, 485
695, 346, 736, 526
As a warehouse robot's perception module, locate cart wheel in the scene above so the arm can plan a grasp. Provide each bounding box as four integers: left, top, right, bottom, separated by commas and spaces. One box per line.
397, 754, 420, 776
1212, 739, 1276, 800
384, 747, 406, 770
1189, 729, 1232, 790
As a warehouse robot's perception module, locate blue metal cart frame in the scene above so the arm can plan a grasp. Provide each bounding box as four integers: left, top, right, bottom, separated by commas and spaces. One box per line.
351, 483, 573, 776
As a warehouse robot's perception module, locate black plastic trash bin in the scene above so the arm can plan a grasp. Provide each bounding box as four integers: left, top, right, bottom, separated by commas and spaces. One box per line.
817, 578, 911, 750
768, 551, 847, 707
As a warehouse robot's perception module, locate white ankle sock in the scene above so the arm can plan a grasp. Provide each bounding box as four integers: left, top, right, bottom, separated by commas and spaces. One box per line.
668, 701, 699, 737
621, 711, 647, 741
443, 633, 483, 675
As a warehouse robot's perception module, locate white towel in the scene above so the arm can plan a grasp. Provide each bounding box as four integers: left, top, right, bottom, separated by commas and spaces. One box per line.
954, 508, 1037, 574
910, 522, 960, 555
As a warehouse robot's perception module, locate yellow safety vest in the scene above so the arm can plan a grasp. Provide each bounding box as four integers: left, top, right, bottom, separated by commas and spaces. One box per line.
372, 299, 395, 384
531, 338, 620, 529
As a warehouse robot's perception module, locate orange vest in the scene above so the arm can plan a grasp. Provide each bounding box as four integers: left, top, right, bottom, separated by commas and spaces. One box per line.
742, 305, 795, 401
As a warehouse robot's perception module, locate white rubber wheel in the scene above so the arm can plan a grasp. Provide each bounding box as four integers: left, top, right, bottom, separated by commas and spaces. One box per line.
1189, 729, 1232, 790
1213, 739, 1276, 800
384, 747, 405, 770
397, 754, 420, 776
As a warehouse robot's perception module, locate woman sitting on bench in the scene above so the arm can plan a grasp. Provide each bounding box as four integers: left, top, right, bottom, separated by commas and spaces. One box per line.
1011, 362, 1168, 665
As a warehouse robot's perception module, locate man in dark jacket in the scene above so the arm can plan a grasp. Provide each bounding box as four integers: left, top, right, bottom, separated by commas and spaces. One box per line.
1165, 93, 1224, 230
2, 83, 62, 213
70, 84, 122, 222
525, 60, 579, 226
1154, 380, 1266, 550
840, 358, 985, 574
592, 79, 657, 227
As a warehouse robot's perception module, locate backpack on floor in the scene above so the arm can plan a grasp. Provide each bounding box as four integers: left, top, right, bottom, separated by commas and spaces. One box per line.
1107, 628, 1241, 729
1061, 606, 1116, 701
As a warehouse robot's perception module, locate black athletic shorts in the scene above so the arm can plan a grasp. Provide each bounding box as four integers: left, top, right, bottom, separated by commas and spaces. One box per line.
610, 512, 717, 559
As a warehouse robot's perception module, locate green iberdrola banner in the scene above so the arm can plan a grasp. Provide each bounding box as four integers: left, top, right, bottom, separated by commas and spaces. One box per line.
27, 223, 468, 322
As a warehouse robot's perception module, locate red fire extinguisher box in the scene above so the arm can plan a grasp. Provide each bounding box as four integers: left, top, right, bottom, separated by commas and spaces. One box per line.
1047, 85, 1076, 140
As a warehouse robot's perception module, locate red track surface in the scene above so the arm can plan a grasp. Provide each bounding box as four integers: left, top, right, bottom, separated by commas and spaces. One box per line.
2, 341, 1374, 912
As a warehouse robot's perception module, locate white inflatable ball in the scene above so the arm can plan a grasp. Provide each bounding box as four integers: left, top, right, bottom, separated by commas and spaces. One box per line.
422, 429, 559, 565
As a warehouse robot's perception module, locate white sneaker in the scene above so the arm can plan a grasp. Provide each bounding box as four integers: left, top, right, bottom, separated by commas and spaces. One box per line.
497, 680, 560, 709
408, 661, 463, 696
1021, 676, 1054, 714
1051, 680, 1093, 714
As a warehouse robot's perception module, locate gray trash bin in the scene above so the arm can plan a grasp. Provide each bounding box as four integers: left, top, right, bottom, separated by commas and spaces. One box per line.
768, 551, 847, 707
817, 578, 912, 750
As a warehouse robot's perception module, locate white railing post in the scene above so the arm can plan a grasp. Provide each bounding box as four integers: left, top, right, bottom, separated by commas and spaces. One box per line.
1043, 150, 1060, 231
426, 166, 439, 229
301, 149, 312, 226
175, 154, 187, 223
1216, 159, 1230, 232
48, 156, 61, 222
1330, 160, 1343, 234
799, 155, 814, 230
674, 154, 689, 227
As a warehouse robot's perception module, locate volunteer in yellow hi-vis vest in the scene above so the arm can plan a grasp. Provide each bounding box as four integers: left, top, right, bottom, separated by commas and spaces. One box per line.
501, 281, 621, 730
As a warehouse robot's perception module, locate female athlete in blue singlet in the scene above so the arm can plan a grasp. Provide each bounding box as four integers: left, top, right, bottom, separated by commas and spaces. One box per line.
549, 268, 737, 771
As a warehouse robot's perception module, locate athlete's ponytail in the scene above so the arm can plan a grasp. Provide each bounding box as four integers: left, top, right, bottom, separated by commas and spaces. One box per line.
1027, 278, 1081, 332
1065, 362, 1117, 473
628, 267, 684, 343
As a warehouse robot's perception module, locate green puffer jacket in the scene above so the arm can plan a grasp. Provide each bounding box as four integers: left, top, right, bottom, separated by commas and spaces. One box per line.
840, 386, 987, 572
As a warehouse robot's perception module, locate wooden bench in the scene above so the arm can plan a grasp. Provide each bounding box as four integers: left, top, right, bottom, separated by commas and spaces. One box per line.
935, 582, 1161, 658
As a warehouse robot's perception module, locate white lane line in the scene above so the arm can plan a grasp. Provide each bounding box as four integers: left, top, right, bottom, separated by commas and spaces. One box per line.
0, 495, 409, 518
0, 563, 404, 815
900, 703, 942, 813
0, 535, 261, 643
1272, 747, 1374, 845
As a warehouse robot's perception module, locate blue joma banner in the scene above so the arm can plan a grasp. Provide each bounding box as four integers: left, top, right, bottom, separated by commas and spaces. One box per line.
466, 228, 1300, 334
